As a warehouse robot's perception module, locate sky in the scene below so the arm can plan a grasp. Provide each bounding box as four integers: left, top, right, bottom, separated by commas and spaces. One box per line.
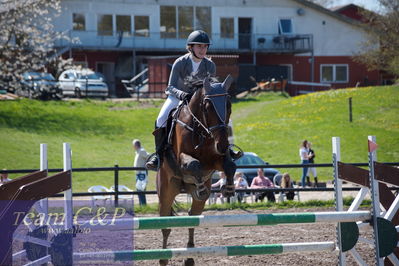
329, 0, 382, 11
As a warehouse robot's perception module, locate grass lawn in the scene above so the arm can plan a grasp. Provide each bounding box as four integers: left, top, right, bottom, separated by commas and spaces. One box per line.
0, 85, 398, 192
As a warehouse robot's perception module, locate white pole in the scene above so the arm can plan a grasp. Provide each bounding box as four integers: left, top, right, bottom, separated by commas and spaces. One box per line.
63, 143, 73, 230
332, 137, 345, 266
63, 142, 73, 265
39, 144, 48, 218
368, 136, 383, 265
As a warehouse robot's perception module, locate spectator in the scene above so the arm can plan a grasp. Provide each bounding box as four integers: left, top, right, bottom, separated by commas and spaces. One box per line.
133, 139, 150, 206
234, 172, 248, 203
211, 171, 226, 204
307, 142, 319, 187
250, 168, 275, 202
280, 173, 295, 200
299, 140, 309, 187
0, 170, 11, 184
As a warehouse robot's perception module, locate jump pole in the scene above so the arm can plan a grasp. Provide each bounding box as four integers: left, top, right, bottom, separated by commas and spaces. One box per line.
77, 211, 371, 231
368, 136, 383, 265
332, 136, 346, 266
73, 241, 336, 262
63, 143, 73, 265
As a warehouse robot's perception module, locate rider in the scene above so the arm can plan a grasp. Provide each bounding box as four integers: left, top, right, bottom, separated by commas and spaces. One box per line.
146, 30, 242, 171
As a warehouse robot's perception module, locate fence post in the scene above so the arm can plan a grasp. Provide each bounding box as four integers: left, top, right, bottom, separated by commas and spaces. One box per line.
349, 97, 353, 122
114, 164, 119, 207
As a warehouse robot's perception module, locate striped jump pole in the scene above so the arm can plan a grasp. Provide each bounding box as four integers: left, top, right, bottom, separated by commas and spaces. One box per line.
78, 211, 371, 231
74, 241, 336, 262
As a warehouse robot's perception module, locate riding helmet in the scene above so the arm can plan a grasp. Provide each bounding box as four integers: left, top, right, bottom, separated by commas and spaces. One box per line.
186, 30, 211, 46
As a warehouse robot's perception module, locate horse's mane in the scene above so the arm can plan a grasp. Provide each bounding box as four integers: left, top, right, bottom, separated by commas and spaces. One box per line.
184, 74, 219, 90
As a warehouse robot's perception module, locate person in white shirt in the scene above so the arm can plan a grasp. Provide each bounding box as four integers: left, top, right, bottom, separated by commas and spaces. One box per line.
299, 140, 310, 187
234, 172, 248, 203
211, 171, 227, 204
133, 139, 150, 206
0, 170, 11, 184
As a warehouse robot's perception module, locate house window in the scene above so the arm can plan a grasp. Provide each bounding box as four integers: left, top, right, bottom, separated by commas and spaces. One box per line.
73, 13, 85, 31
116, 15, 131, 35
278, 18, 293, 34
135, 16, 150, 37
195, 7, 211, 36
221, 18, 234, 39
160, 6, 212, 39
160, 6, 176, 38
178, 6, 193, 39
321, 64, 348, 83
98, 14, 113, 36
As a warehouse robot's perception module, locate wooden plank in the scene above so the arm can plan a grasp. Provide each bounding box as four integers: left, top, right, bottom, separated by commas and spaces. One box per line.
337, 162, 370, 187
374, 162, 399, 187
0, 170, 47, 200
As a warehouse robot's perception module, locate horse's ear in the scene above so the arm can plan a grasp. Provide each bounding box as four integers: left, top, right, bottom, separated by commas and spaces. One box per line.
222, 74, 234, 92
203, 77, 211, 93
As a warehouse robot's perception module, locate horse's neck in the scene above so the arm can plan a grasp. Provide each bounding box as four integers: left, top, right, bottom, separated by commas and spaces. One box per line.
186, 96, 203, 123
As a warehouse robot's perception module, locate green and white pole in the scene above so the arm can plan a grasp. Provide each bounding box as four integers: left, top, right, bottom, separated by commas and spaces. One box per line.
74, 241, 336, 261
78, 211, 371, 231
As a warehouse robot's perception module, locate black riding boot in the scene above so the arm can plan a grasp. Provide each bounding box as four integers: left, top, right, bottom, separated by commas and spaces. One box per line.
306, 176, 311, 187
145, 127, 167, 171
314, 177, 319, 188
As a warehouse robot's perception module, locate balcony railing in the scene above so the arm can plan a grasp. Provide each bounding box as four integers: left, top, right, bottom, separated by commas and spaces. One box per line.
56, 30, 313, 53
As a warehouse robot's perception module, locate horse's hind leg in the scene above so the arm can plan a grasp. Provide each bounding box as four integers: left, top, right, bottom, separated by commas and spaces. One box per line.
184, 182, 209, 266
158, 172, 180, 265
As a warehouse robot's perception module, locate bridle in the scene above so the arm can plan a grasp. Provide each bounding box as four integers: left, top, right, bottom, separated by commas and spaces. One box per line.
176, 90, 230, 149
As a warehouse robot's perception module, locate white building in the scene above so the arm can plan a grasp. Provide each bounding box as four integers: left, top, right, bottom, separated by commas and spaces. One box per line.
53, 0, 380, 96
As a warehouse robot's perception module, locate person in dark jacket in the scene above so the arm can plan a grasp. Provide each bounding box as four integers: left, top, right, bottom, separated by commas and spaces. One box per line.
307, 142, 318, 187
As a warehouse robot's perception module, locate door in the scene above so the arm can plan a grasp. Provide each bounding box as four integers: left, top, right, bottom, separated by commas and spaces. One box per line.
96, 62, 115, 96
59, 71, 75, 95
238, 18, 252, 50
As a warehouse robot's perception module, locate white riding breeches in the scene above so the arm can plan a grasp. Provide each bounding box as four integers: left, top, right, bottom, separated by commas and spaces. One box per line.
156, 95, 180, 128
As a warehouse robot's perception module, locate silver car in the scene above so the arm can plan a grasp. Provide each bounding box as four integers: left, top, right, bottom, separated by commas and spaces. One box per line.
58, 69, 109, 98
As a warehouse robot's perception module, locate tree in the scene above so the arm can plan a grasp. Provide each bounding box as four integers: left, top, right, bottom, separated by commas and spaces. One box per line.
0, 0, 72, 92
354, 0, 399, 80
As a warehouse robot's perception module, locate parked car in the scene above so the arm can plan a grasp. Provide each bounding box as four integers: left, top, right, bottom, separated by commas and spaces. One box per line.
58, 69, 109, 98
234, 152, 279, 185
211, 152, 279, 186
17, 72, 62, 100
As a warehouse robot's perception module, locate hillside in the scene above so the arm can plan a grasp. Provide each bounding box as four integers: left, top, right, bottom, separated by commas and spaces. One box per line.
0, 86, 398, 191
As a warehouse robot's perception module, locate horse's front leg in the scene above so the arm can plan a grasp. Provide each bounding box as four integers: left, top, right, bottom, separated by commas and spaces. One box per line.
180, 153, 210, 201
221, 154, 237, 197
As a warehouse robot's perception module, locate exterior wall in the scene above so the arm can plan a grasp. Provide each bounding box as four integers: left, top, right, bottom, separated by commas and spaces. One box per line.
334, 5, 366, 21
54, 0, 381, 95
256, 54, 380, 92
55, 0, 367, 55
147, 54, 239, 95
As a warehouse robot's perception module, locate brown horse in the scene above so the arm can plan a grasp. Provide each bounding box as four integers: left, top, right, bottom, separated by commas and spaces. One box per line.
157, 75, 237, 265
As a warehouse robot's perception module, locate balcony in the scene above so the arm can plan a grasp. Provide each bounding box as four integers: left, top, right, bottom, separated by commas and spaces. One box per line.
56, 31, 313, 54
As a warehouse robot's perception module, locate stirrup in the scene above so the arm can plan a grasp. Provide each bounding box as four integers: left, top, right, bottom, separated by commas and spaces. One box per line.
229, 144, 244, 160
145, 153, 159, 171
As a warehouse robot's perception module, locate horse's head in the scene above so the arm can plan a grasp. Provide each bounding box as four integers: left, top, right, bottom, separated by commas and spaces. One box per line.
189, 75, 234, 156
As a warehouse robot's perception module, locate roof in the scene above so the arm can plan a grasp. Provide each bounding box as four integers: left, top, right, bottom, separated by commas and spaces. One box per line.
291, 0, 362, 27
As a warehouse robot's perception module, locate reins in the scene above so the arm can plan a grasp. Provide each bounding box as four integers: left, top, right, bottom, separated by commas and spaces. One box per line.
175, 92, 230, 149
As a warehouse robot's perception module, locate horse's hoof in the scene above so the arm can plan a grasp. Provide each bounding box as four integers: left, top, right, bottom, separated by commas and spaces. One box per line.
184, 258, 195, 266
160, 259, 169, 265
192, 188, 210, 201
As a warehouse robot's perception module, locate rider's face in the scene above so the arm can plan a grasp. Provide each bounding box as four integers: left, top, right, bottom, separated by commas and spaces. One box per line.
191, 44, 208, 59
